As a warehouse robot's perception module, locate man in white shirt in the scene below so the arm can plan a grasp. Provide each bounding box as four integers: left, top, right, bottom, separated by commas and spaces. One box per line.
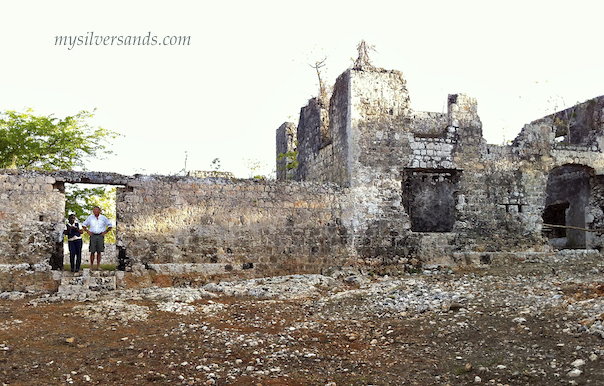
82, 206, 113, 270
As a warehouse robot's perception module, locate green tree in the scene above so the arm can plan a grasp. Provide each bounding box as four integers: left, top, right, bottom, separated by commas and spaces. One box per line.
65, 185, 106, 220
1, 108, 120, 244
0, 109, 118, 170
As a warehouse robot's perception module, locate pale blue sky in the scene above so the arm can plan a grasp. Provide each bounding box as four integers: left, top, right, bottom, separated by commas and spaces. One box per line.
2, 0, 603, 177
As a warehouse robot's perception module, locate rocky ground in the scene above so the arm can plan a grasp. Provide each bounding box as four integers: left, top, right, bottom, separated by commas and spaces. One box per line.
1, 250, 604, 386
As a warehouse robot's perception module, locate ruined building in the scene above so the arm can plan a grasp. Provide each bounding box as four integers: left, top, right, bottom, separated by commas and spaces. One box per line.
2, 60, 604, 292
277, 63, 604, 261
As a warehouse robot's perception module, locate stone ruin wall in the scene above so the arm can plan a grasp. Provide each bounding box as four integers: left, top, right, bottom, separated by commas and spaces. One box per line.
3, 65, 604, 293
0, 170, 351, 292
278, 68, 538, 266
279, 66, 604, 267
279, 70, 353, 186
117, 176, 349, 277
509, 98, 604, 252
0, 172, 64, 292
0, 172, 64, 266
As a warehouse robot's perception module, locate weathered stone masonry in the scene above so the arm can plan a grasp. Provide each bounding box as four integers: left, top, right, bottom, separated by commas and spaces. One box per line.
117, 176, 348, 274
277, 65, 604, 266
0, 173, 63, 267
2, 61, 604, 292
0, 170, 349, 291
0, 171, 130, 291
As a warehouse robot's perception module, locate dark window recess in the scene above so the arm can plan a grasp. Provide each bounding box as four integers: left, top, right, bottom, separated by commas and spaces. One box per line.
52, 181, 65, 193
543, 202, 569, 238
117, 246, 129, 271
403, 169, 461, 232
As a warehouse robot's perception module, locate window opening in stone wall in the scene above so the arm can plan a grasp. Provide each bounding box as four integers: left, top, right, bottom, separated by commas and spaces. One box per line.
543, 165, 592, 249
542, 202, 570, 239
402, 168, 461, 232
554, 124, 568, 144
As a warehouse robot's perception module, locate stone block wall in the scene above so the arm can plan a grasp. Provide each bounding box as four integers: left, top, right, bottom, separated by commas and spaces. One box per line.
3, 61, 604, 294
344, 69, 418, 262
277, 66, 501, 264
0, 171, 64, 266
285, 71, 353, 186
116, 176, 349, 276
0, 170, 353, 291
293, 98, 325, 182
275, 122, 297, 180
278, 64, 604, 265
0, 171, 64, 292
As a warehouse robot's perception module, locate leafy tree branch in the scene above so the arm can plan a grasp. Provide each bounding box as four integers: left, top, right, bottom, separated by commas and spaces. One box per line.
0, 109, 119, 170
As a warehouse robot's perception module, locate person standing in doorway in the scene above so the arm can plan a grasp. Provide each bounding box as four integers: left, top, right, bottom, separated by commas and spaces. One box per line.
82, 206, 113, 270
64, 214, 83, 272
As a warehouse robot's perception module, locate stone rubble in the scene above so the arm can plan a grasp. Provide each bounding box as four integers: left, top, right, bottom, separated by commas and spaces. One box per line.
8, 252, 604, 339
1, 250, 603, 384
202, 274, 337, 299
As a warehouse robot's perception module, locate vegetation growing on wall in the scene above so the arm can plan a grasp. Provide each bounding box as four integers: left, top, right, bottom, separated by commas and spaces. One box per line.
352, 40, 376, 70
277, 149, 299, 173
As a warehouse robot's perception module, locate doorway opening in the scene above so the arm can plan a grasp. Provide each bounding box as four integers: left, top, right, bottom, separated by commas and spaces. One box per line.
543, 165, 592, 249
542, 202, 570, 239
57, 182, 122, 270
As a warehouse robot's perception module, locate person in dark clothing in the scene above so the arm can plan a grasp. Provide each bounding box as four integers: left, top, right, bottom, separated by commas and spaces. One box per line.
64, 214, 84, 272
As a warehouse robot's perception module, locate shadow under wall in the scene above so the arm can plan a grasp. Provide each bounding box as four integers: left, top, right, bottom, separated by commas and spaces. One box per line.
543, 165, 592, 249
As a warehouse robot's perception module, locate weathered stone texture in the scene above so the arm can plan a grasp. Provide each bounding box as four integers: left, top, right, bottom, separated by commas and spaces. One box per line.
2, 61, 604, 293
276, 64, 604, 266
117, 176, 348, 276
275, 122, 297, 180
0, 171, 64, 266
290, 71, 353, 186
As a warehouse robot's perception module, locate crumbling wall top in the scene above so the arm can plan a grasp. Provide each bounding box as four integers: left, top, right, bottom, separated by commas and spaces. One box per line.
0, 169, 133, 185
514, 96, 604, 147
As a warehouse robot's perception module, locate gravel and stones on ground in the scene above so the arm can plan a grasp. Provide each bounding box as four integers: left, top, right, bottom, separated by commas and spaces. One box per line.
1, 250, 604, 385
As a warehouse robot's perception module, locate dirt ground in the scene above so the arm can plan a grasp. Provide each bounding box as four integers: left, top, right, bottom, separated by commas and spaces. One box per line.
1, 255, 604, 386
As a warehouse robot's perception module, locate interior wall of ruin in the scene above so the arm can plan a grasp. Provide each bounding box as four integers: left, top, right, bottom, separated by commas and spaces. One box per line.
278, 66, 604, 265
116, 176, 349, 276
0, 170, 352, 291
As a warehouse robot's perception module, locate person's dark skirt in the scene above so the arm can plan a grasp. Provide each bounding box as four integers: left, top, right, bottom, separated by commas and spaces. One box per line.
68, 239, 83, 272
